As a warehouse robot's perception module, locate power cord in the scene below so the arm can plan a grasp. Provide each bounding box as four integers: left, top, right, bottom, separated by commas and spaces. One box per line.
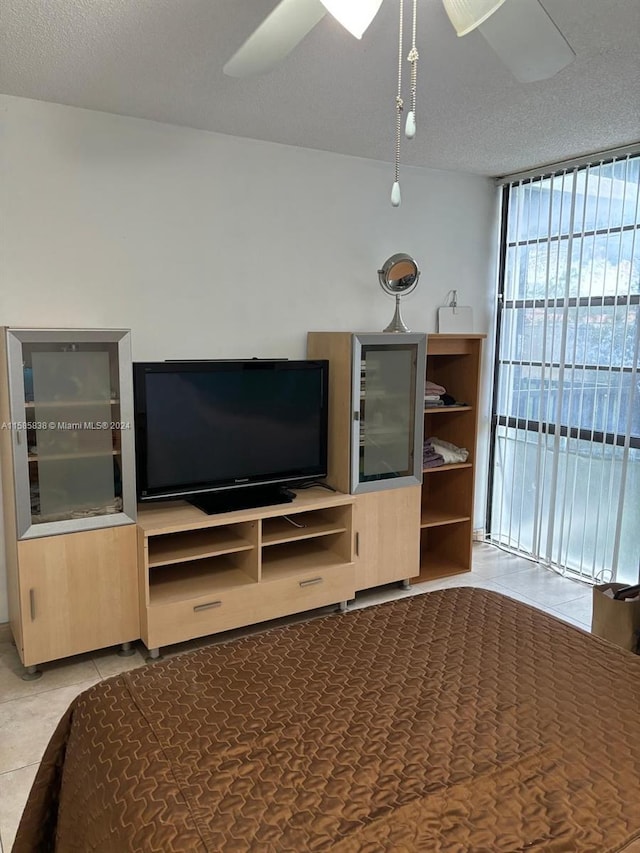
282, 515, 306, 529
295, 480, 337, 492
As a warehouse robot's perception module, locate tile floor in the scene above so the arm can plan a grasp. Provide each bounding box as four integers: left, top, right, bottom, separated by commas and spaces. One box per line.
0, 542, 594, 852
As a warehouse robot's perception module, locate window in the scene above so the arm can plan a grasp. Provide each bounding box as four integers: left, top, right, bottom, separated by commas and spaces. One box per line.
488, 153, 640, 584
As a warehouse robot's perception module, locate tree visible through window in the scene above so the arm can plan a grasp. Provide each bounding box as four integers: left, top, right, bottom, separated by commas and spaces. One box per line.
489, 153, 640, 584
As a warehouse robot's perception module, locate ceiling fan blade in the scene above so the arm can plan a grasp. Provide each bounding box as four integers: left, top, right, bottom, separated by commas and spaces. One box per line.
224, 0, 327, 78
441, 0, 508, 37
478, 0, 575, 83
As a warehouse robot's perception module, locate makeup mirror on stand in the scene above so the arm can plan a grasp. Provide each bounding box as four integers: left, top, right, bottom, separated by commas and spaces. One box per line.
378, 253, 420, 332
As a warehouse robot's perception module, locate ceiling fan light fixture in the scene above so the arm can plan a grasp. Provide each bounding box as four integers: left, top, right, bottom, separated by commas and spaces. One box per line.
441, 0, 508, 36
320, 0, 384, 39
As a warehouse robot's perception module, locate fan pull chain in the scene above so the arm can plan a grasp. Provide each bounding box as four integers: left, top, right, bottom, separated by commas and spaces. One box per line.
391, 0, 404, 207
405, 0, 418, 139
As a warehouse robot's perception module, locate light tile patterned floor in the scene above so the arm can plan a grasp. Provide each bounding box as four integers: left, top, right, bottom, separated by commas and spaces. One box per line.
0, 543, 594, 851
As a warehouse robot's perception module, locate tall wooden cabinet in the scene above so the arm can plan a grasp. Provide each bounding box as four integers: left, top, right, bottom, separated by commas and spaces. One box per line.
0, 328, 139, 675
416, 334, 484, 582
307, 332, 426, 590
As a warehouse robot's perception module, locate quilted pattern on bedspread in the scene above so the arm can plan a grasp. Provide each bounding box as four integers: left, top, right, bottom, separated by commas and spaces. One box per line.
14, 587, 640, 852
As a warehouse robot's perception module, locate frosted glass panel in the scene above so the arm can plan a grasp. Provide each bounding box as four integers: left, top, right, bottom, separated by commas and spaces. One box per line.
359, 346, 415, 483
33, 351, 111, 402
30, 349, 117, 522
492, 428, 640, 584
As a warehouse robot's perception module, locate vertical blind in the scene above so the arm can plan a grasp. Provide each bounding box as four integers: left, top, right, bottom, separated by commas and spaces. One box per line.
489, 152, 640, 584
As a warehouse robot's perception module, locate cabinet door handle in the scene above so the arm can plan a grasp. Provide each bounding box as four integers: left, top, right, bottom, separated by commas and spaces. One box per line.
355, 531, 360, 557
299, 577, 323, 588
193, 600, 222, 612
29, 588, 36, 620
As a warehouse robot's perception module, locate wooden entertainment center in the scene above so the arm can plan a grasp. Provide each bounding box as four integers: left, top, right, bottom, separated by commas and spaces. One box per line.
137, 488, 354, 657
1, 328, 483, 672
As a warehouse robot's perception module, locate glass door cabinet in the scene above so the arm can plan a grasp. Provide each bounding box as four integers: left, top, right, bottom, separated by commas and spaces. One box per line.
351, 333, 426, 493
4, 328, 136, 539
306, 330, 425, 592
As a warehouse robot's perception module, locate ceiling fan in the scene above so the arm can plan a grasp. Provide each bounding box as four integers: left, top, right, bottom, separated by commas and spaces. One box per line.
223, 0, 575, 83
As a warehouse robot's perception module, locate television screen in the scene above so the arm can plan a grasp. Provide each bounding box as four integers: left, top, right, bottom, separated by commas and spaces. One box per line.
133, 360, 328, 510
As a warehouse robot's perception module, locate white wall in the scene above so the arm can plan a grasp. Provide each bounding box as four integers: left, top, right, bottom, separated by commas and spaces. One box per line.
0, 95, 498, 622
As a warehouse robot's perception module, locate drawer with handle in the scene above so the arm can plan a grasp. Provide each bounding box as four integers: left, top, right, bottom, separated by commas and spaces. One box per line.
145, 584, 256, 648
255, 564, 355, 622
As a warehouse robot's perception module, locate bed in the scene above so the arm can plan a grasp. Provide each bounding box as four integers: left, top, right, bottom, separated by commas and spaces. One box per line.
13, 587, 640, 852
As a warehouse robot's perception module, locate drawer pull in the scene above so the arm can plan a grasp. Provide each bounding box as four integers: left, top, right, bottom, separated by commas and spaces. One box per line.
299, 577, 323, 588
29, 588, 36, 620
193, 600, 222, 612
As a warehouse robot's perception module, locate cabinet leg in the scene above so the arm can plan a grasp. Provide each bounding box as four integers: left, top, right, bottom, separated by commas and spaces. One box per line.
22, 665, 42, 681
118, 642, 136, 657
146, 648, 161, 662
400, 579, 411, 589
338, 601, 348, 613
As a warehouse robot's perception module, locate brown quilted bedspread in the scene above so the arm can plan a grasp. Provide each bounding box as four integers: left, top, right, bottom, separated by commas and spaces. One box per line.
14, 588, 640, 852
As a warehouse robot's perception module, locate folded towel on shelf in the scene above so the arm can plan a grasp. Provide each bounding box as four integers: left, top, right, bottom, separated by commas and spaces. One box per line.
424, 394, 444, 407
425, 380, 446, 395
423, 455, 445, 468
428, 437, 469, 464
423, 439, 445, 468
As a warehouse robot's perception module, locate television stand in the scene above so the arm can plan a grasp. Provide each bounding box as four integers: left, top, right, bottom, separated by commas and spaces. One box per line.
136, 487, 355, 655
188, 485, 295, 515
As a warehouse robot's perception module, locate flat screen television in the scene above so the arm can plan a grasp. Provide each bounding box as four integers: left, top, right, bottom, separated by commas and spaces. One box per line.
133, 359, 329, 514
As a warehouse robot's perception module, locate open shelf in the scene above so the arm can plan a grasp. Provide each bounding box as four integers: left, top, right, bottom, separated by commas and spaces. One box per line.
423, 462, 473, 474
424, 405, 472, 413
421, 464, 473, 525
148, 527, 255, 568
418, 519, 472, 580
420, 509, 472, 528
413, 559, 471, 583
262, 512, 347, 546
149, 559, 254, 605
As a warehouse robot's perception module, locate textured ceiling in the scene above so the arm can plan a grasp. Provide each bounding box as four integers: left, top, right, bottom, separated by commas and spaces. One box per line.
1, 0, 639, 176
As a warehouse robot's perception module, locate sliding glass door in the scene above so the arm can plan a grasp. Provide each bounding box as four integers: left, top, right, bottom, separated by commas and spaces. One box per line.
489, 153, 640, 584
